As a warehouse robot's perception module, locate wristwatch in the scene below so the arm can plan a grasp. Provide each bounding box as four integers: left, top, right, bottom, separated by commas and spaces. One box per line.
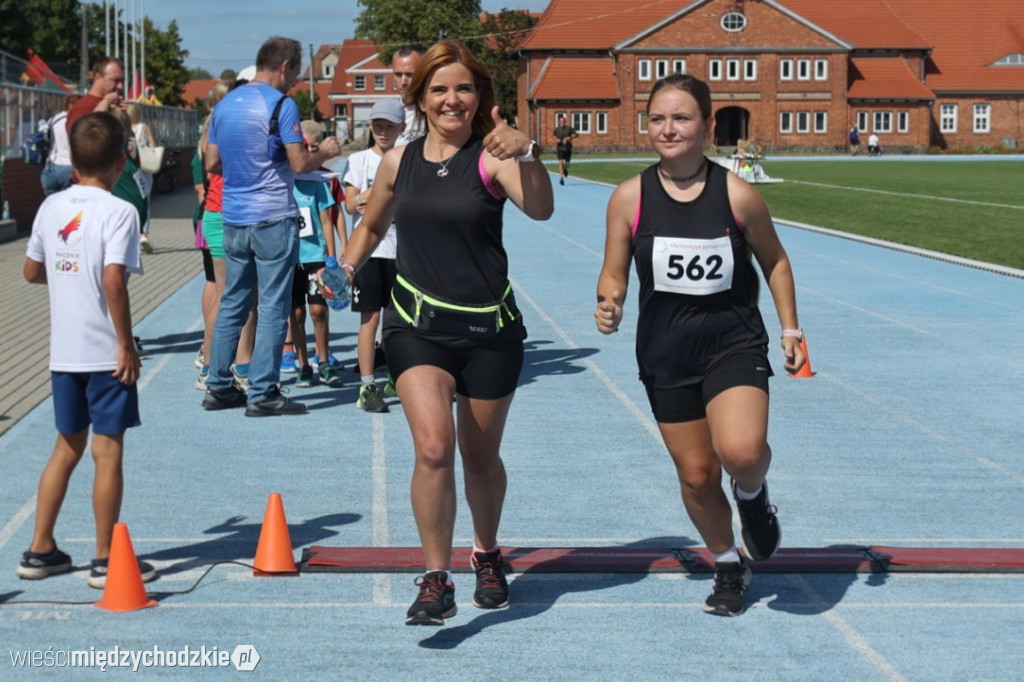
516, 140, 540, 163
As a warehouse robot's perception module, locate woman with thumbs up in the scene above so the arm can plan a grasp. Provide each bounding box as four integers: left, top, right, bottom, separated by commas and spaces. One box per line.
595, 73, 804, 617
342, 39, 553, 626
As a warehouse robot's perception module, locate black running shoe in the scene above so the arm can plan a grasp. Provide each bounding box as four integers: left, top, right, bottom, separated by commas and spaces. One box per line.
87, 557, 158, 589
732, 479, 781, 561
702, 560, 752, 617
15, 547, 72, 580
471, 549, 509, 609
405, 571, 457, 625
202, 385, 247, 410
244, 387, 307, 417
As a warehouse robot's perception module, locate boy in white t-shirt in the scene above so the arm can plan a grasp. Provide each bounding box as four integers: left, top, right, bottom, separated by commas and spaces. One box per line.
17, 111, 155, 590
342, 98, 405, 413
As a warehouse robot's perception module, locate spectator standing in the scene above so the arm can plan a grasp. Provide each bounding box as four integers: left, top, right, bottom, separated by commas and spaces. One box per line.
868, 132, 881, 156
40, 94, 79, 195
66, 57, 125, 134
201, 37, 340, 417
341, 98, 406, 413
392, 44, 427, 146
848, 125, 860, 155
17, 112, 155, 590
127, 103, 157, 253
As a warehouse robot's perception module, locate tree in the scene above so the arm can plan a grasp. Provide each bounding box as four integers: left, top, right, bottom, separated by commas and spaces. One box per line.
1, 0, 82, 77
219, 68, 237, 80
478, 9, 538, 123
140, 18, 189, 106
290, 89, 322, 123
354, 0, 485, 63
188, 67, 214, 80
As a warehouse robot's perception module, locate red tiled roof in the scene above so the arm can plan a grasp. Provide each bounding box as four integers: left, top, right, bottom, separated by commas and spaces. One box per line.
778, 0, 929, 50
847, 57, 934, 100
522, 0, 691, 50
330, 39, 388, 95
530, 58, 619, 100
181, 79, 223, 108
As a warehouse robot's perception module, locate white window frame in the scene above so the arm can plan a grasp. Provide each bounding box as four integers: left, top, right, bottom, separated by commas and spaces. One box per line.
655, 59, 669, 79
324, 64, 335, 78
814, 58, 828, 80
779, 59, 793, 80
638, 59, 652, 81
874, 111, 892, 133
743, 59, 757, 81
940, 103, 957, 133
973, 103, 991, 133
796, 111, 810, 133
572, 112, 591, 134
897, 111, 910, 133
374, 75, 385, 90
779, 111, 793, 133
672, 59, 687, 75
726, 59, 740, 81
813, 111, 827, 133
354, 75, 366, 90
554, 111, 568, 127
857, 111, 869, 132
638, 112, 648, 134
596, 111, 608, 135
709, 59, 723, 81
797, 59, 811, 80
721, 12, 747, 32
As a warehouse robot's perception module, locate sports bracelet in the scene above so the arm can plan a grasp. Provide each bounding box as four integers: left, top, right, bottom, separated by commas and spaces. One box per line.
340, 261, 356, 274
781, 328, 803, 340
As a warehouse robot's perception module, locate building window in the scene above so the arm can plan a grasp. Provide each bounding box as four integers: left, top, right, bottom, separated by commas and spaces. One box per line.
743, 59, 757, 81
638, 59, 652, 81
554, 111, 567, 126
779, 111, 793, 133
324, 64, 334, 78
572, 112, 591, 134
726, 59, 740, 81
596, 112, 608, 134
709, 59, 722, 80
673, 59, 687, 74
656, 59, 669, 79
993, 53, 1024, 65
814, 59, 828, 80
857, 111, 869, 132
897, 111, 910, 133
374, 75, 385, 90
940, 104, 957, 133
973, 104, 991, 133
638, 112, 648, 134
354, 75, 365, 90
796, 111, 810, 133
779, 59, 793, 80
721, 12, 747, 32
797, 59, 810, 80
813, 111, 827, 133
874, 111, 892, 133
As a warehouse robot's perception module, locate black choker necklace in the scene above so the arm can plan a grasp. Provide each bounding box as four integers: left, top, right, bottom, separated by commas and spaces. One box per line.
658, 157, 707, 183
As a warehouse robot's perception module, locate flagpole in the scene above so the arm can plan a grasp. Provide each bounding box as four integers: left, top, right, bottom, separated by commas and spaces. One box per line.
140, 0, 146, 101
105, 0, 110, 56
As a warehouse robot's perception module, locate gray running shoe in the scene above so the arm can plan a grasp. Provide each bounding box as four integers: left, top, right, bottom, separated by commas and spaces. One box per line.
357, 383, 388, 412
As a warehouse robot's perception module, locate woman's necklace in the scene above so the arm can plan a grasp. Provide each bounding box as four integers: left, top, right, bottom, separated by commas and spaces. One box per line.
434, 148, 459, 178
658, 156, 707, 183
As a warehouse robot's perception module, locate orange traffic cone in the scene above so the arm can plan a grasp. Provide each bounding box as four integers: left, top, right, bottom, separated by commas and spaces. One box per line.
253, 493, 298, 576
95, 523, 157, 612
789, 334, 814, 378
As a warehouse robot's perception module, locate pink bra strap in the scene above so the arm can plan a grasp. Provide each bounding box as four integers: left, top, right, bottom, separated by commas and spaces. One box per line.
478, 152, 505, 199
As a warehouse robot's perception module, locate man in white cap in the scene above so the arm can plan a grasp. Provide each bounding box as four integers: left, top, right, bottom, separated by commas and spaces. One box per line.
391, 44, 426, 146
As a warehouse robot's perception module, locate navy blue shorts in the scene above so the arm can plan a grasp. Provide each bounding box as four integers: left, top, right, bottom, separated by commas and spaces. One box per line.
51, 371, 141, 436
644, 349, 772, 423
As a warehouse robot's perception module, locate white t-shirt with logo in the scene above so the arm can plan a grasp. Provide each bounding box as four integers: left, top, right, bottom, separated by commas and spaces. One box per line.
342, 148, 397, 259
26, 185, 143, 372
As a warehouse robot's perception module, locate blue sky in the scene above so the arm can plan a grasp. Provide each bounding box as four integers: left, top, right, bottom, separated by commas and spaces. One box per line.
124, 0, 551, 76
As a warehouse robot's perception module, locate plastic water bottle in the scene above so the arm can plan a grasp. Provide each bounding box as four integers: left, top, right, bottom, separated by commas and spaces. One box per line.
2, 201, 9, 221
321, 256, 351, 311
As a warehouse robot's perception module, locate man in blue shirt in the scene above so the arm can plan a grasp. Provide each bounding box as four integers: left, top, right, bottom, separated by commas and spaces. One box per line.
201, 37, 341, 416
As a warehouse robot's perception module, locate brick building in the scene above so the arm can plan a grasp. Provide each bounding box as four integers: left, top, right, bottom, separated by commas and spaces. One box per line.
516, 0, 1024, 153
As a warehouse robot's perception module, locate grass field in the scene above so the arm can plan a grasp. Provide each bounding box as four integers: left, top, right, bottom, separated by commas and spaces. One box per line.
565, 158, 1024, 271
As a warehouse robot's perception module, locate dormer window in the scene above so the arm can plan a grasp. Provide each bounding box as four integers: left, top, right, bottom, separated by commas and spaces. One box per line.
721, 12, 747, 32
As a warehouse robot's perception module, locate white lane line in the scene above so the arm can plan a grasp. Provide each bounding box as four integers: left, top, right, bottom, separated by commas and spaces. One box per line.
370, 412, 392, 605
0, 496, 37, 551
786, 179, 1024, 211
786, 574, 908, 682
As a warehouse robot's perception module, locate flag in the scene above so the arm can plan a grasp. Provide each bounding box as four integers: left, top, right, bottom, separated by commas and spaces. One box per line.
24, 49, 72, 93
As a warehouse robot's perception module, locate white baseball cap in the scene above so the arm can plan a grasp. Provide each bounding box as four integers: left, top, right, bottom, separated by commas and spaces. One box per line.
237, 65, 257, 82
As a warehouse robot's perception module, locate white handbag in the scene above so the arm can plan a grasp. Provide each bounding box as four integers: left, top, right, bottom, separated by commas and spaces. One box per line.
138, 145, 165, 174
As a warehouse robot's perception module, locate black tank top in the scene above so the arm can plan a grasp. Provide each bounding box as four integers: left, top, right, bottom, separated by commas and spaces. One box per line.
390, 135, 508, 304
633, 161, 768, 387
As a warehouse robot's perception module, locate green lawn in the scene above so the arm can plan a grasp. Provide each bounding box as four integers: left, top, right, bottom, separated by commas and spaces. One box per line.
565, 159, 1024, 270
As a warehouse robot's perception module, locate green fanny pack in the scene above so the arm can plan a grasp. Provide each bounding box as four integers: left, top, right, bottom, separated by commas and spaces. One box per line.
391, 274, 520, 336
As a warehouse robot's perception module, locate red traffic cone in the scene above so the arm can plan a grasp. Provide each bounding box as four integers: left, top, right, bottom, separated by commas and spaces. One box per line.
253, 493, 298, 576
95, 523, 157, 612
